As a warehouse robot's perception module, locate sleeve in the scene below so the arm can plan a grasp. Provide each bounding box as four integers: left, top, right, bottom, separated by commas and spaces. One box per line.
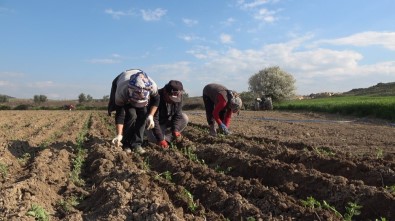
149, 93, 160, 107
171, 102, 183, 132
108, 75, 120, 116
223, 109, 232, 127
213, 93, 227, 125
152, 107, 163, 142
115, 107, 125, 125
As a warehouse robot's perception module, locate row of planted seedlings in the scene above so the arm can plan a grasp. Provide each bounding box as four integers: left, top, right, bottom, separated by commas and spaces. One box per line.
137, 125, 322, 220
24, 112, 93, 221
190, 122, 395, 192
183, 122, 395, 220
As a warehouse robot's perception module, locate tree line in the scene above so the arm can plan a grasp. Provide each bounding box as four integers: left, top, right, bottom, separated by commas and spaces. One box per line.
1, 66, 296, 107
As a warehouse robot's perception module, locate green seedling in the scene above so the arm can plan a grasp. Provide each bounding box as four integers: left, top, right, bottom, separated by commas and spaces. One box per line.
313, 147, 335, 156
376, 148, 384, 159
26, 204, 49, 221
214, 165, 233, 174
57, 195, 83, 214
246, 217, 256, 221
155, 170, 172, 181
385, 185, 395, 194
301, 196, 343, 219
184, 189, 198, 212
301, 196, 321, 209
178, 188, 197, 212
18, 153, 31, 165
142, 157, 150, 171
344, 202, 362, 221
181, 147, 204, 164
322, 200, 342, 218
0, 162, 8, 179
70, 116, 90, 186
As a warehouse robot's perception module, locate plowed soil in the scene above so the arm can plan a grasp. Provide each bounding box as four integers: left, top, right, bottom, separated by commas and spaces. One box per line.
0, 110, 394, 221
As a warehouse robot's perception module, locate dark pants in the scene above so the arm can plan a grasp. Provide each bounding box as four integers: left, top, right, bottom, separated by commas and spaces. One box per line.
122, 105, 147, 148
203, 95, 225, 125
146, 113, 189, 143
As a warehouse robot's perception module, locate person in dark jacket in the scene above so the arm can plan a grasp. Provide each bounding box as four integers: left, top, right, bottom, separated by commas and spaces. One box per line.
146, 80, 188, 149
108, 69, 160, 154
202, 83, 242, 137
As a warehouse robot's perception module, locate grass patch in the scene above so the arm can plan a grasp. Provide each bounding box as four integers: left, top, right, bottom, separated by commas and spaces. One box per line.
275, 96, 395, 121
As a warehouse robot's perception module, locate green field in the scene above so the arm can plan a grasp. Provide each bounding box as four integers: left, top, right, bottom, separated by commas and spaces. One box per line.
275, 96, 395, 121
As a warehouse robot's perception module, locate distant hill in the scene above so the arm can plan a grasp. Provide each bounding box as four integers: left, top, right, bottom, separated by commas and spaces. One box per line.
342, 82, 395, 96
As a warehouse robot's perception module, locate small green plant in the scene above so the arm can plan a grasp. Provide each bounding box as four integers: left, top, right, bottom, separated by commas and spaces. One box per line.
18, 153, 31, 165
142, 157, 150, 171
322, 200, 342, 217
26, 204, 49, 221
214, 165, 233, 174
179, 188, 197, 212
57, 195, 82, 214
376, 148, 384, 159
300, 197, 343, 219
70, 116, 90, 186
385, 185, 395, 194
344, 202, 362, 221
70, 149, 86, 186
301, 196, 321, 209
313, 147, 335, 156
375, 217, 387, 221
181, 147, 204, 164
155, 171, 172, 181
246, 217, 256, 221
0, 162, 8, 179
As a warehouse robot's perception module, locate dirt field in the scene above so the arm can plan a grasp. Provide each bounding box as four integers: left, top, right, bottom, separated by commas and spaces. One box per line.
0, 110, 394, 221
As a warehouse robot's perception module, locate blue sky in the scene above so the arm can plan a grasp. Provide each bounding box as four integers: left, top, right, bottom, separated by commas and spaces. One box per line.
1, 0, 394, 99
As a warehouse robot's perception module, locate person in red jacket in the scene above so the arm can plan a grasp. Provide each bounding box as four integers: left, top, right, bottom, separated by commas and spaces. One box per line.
202, 83, 242, 136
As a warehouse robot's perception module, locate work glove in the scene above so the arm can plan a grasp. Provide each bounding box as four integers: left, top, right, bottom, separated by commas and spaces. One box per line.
157, 140, 169, 149
218, 123, 230, 135
112, 134, 123, 147
173, 131, 182, 142
146, 115, 155, 130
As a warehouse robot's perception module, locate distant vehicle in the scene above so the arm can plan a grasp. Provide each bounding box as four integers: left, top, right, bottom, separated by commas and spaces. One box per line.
253, 96, 273, 111
63, 104, 75, 111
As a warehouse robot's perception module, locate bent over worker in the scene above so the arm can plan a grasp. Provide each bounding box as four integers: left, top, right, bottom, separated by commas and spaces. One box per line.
202, 83, 242, 136
108, 69, 159, 154
146, 80, 188, 149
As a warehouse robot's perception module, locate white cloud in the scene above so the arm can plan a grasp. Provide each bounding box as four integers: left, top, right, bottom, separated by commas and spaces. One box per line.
181, 33, 395, 95
0, 71, 25, 77
254, 8, 277, 23
179, 34, 204, 42
182, 18, 198, 27
87, 58, 121, 64
315, 31, 395, 51
221, 17, 236, 26
105, 8, 134, 19
0, 81, 13, 87
141, 8, 167, 21
187, 46, 220, 59
86, 54, 123, 64
27, 81, 55, 88
220, 34, 233, 44
238, 0, 270, 9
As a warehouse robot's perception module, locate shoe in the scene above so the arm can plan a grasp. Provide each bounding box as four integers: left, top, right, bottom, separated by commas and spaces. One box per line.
124, 147, 132, 154
209, 124, 217, 137
134, 146, 146, 154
